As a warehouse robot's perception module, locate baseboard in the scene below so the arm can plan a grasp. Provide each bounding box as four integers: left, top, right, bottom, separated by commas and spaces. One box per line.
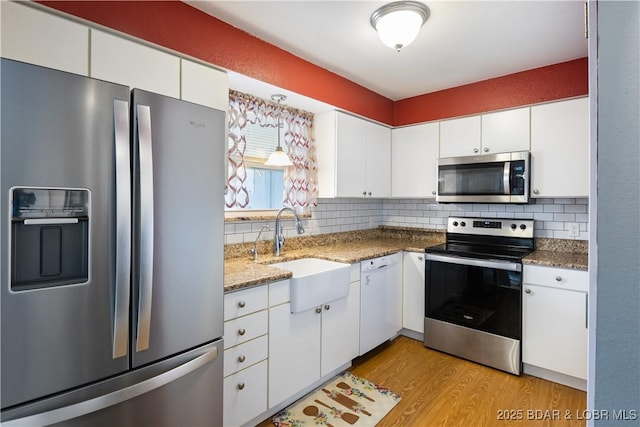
523, 363, 587, 391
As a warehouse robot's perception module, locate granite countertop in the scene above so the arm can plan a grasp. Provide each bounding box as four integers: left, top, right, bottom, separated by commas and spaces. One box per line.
223, 229, 443, 292
223, 228, 589, 292
523, 250, 588, 270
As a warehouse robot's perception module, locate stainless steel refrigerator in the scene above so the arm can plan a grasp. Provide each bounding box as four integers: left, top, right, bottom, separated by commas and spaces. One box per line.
1, 58, 225, 426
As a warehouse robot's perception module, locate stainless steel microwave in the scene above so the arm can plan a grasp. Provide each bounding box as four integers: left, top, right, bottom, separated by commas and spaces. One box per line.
436, 151, 530, 203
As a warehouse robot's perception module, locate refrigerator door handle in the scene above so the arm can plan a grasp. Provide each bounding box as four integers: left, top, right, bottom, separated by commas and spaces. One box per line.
136, 104, 154, 352
1, 347, 219, 427
113, 99, 131, 359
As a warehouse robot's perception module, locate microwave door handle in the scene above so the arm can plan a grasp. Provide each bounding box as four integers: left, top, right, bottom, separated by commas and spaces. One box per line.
113, 99, 131, 359
503, 161, 511, 195
136, 104, 154, 353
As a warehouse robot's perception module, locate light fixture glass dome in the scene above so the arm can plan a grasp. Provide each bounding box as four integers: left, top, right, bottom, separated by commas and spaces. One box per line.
370, 1, 430, 52
264, 94, 293, 167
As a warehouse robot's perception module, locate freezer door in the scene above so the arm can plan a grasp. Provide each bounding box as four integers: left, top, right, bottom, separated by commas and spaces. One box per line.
131, 89, 225, 367
1, 59, 131, 409
0, 340, 223, 427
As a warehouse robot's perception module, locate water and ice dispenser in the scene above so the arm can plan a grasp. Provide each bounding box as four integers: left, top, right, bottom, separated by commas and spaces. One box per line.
11, 188, 90, 291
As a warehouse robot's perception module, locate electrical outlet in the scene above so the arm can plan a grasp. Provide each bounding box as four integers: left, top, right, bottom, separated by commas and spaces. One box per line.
567, 222, 580, 238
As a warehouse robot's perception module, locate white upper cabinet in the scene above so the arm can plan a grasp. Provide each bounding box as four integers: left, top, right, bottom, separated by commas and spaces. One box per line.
90, 29, 180, 98
391, 122, 439, 198
1, 2, 89, 75
316, 111, 391, 198
439, 116, 481, 158
180, 59, 228, 110
530, 97, 589, 198
440, 108, 530, 158
481, 107, 530, 154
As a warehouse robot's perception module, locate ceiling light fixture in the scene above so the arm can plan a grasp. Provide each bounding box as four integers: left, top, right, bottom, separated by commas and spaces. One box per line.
370, 1, 430, 52
264, 94, 293, 167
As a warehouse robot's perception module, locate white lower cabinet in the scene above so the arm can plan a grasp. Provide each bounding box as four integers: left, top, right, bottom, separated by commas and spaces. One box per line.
223, 286, 269, 427
402, 252, 425, 334
224, 361, 268, 427
268, 272, 360, 409
522, 265, 588, 384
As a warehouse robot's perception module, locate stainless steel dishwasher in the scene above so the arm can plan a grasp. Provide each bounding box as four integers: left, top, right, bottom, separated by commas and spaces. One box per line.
359, 253, 402, 355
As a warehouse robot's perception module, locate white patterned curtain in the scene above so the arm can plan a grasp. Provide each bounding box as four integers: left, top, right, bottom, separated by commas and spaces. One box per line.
226, 90, 318, 211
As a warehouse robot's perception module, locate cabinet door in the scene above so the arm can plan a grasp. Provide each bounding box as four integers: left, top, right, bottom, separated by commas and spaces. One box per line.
1, 2, 89, 75
268, 303, 321, 409
481, 107, 530, 154
180, 59, 229, 110
321, 281, 360, 377
223, 360, 268, 427
365, 121, 391, 197
523, 285, 588, 379
90, 29, 180, 97
402, 252, 425, 333
335, 113, 367, 197
530, 98, 589, 198
439, 116, 481, 158
392, 123, 439, 197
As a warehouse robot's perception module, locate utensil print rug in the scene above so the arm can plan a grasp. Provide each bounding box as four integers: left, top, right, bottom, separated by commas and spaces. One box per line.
272, 371, 401, 427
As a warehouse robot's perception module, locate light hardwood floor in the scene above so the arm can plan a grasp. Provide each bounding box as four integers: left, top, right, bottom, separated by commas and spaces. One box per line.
258, 336, 587, 427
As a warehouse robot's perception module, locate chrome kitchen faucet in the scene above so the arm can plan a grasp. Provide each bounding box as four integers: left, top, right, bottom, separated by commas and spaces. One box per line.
274, 207, 305, 256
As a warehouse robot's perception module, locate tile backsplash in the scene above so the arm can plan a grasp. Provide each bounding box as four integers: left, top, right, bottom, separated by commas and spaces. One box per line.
224, 198, 589, 244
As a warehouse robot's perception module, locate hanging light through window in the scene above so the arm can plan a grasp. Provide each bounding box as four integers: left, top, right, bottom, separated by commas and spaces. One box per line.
370, 1, 430, 52
264, 94, 293, 167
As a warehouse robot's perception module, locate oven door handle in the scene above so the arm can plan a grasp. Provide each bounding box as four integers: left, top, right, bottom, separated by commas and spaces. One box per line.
425, 253, 522, 272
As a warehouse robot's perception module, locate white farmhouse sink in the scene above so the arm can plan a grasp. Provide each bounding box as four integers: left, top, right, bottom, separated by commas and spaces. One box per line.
271, 258, 350, 313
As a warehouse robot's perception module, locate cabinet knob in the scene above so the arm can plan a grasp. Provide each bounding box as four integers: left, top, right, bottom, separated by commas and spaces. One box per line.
473, 148, 479, 154
533, 189, 540, 195
432, 191, 436, 196
367, 192, 372, 196
324, 304, 331, 311
315, 307, 322, 314
362, 191, 367, 196
237, 382, 245, 390
238, 328, 246, 336
483, 147, 489, 153
238, 355, 246, 363
418, 256, 424, 261
238, 300, 246, 308
555, 276, 563, 282
524, 288, 532, 294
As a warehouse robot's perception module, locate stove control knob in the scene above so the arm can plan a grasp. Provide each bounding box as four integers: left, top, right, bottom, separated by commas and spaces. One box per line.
460, 221, 466, 227
520, 224, 527, 230
510, 223, 517, 230
452, 221, 459, 227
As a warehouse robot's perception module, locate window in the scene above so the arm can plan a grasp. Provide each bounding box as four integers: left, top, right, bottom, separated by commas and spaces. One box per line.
225, 90, 317, 213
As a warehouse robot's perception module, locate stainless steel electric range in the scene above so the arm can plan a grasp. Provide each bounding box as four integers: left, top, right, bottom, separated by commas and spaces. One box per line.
424, 216, 534, 375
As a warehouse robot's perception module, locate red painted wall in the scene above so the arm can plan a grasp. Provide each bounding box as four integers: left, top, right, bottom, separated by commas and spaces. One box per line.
394, 58, 589, 126
39, 1, 588, 127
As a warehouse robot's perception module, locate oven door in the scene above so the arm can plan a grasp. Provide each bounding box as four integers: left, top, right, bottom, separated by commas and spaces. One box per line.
425, 253, 522, 340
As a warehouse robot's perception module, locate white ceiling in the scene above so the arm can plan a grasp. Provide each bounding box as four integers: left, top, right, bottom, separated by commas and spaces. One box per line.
186, 1, 588, 111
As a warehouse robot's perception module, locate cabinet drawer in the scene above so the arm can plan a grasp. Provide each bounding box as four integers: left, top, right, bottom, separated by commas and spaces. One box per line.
269, 280, 290, 307
224, 310, 268, 349
223, 360, 268, 427
523, 265, 588, 292
224, 285, 268, 321
224, 335, 268, 377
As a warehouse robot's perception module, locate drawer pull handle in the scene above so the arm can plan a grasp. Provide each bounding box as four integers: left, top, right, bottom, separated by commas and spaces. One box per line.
324, 304, 331, 311
238, 301, 246, 308
315, 307, 322, 314
524, 288, 532, 294
238, 328, 246, 336
237, 383, 245, 390
238, 355, 246, 363
555, 276, 563, 282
